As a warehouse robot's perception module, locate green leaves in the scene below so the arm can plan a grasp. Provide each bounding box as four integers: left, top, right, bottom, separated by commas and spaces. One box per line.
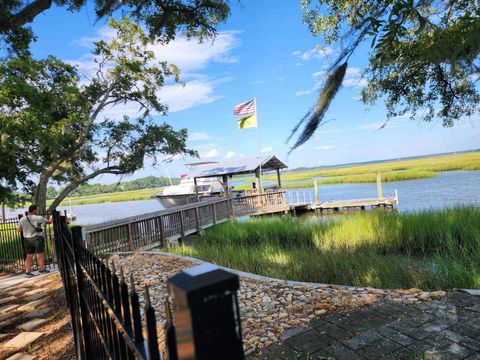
292, 0, 480, 149
0, 0, 231, 55
0, 18, 195, 208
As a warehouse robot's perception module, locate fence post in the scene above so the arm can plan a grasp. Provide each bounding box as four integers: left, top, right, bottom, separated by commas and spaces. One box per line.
195, 207, 201, 232
51, 211, 67, 301
158, 216, 165, 247
144, 286, 161, 360
212, 203, 217, 225
179, 211, 185, 245
229, 199, 235, 219
72, 226, 91, 357
168, 264, 244, 360
127, 223, 134, 251
17, 214, 26, 264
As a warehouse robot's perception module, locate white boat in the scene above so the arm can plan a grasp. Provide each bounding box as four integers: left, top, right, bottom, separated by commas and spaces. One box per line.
153, 177, 224, 208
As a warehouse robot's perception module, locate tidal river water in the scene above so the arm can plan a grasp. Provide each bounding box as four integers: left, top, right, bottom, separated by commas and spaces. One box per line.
6, 171, 480, 225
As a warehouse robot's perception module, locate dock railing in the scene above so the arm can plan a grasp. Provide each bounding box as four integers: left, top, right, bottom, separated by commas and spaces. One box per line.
86, 197, 233, 254
232, 191, 288, 216
85, 192, 289, 255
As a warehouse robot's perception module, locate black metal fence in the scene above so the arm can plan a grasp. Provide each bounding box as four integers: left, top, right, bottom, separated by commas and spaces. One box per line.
52, 210, 245, 360
52, 211, 161, 359
0, 215, 56, 273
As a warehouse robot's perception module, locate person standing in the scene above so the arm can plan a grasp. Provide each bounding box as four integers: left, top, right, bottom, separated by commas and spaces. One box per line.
16, 204, 53, 277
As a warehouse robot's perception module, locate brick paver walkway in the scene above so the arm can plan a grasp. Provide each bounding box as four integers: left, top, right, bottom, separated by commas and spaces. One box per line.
256, 291, 480, 360
0, 271, 57, 360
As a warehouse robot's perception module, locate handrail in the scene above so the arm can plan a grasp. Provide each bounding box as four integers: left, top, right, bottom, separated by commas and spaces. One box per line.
86, 197, 230, 232
85, 191, 289, 254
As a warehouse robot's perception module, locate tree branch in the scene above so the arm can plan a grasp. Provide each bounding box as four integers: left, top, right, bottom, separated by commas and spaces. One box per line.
0, 0, 53, 33
48, 165, 125, 211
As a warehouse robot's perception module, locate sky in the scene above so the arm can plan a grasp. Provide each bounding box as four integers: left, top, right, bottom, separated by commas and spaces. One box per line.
26, 0, 480, 181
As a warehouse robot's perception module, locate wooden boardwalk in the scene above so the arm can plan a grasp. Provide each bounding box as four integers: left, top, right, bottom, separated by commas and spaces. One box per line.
290, 195, 398, 213
85, 192, 288, 254
84, 188, 398, 254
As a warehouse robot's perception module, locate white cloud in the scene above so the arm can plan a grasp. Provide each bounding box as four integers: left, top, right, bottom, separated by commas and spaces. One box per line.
70, 28, 241, 120
315, 145, 335, 150
159, 80, 221, 112
251, 80, 266, 85
189, 132, 212, 141
343, 78, 369, 88
147, 30, 241, 74
260, 147, 273, 153
313, 70, 326, 78
342, 67, 368, 88
355, 122, 387, 131
225, 151, 236, 159
354, 118, 409, 131
200, 149, 219, 158
293, 46, 334, 61
295, 90, 312, 96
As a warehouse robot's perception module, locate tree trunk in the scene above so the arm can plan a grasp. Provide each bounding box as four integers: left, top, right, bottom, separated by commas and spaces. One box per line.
34, 172, 50, 214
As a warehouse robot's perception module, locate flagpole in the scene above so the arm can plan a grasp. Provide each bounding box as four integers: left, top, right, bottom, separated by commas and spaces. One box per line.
255, 97, 263, 194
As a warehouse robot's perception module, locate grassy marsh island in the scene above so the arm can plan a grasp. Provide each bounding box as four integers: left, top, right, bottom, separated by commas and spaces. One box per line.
167, 206, 480, 290
236, 151, 480, 188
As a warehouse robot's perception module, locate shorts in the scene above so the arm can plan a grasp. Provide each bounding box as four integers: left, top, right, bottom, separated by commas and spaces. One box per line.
24, 236, 45, 255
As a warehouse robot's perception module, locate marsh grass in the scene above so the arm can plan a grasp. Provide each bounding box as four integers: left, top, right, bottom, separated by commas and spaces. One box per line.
167, 206, 480, 290
234, 152, 479, 188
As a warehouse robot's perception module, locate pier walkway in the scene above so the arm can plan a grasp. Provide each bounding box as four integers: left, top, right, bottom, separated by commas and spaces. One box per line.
85, 191, 289, 254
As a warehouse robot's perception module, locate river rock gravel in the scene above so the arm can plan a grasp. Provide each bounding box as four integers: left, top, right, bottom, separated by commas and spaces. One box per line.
107, 252, 447, 357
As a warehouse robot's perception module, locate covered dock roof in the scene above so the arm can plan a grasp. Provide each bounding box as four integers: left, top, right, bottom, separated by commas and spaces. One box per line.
188, 155, 287, 179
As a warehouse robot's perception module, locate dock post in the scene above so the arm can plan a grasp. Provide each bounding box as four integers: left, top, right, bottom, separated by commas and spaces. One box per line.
158, 217, 165, 247
376, 172, 383, 201
179, 211, 185, 245
394, 189, 399, 205
314, 179, 319, 207
195, 207, 201, 233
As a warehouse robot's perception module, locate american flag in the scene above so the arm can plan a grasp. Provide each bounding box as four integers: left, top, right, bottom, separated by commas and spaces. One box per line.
234, 98, 256, 115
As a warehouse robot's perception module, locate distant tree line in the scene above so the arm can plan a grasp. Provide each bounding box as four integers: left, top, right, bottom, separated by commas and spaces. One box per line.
46, 176, 179, 199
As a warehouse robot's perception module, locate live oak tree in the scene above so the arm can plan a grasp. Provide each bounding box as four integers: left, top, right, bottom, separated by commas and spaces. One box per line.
289, 0, 480, 150
0, 18, 196, 213
0, 0, 231, 55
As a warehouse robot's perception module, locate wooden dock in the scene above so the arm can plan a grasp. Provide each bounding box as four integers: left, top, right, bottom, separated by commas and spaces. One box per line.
289, 195, 398, 214
286, 172, 399, 214
85, 192, 289, 254
84, 180, 398, 254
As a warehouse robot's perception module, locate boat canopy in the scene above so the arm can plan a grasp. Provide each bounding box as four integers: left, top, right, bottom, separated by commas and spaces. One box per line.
187, 155, 287, 179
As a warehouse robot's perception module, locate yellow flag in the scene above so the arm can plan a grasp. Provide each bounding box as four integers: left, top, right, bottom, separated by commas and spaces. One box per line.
237, 113, 257, 129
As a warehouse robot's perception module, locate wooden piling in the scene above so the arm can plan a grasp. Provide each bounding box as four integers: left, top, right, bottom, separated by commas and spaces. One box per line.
376, 171, 383, 201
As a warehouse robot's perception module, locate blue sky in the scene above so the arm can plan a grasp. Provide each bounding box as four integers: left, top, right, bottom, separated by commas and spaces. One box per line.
27, 1, 480, 181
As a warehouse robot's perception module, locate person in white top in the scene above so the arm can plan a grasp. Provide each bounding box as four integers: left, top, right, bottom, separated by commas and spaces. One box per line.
16, 204, 53, 277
